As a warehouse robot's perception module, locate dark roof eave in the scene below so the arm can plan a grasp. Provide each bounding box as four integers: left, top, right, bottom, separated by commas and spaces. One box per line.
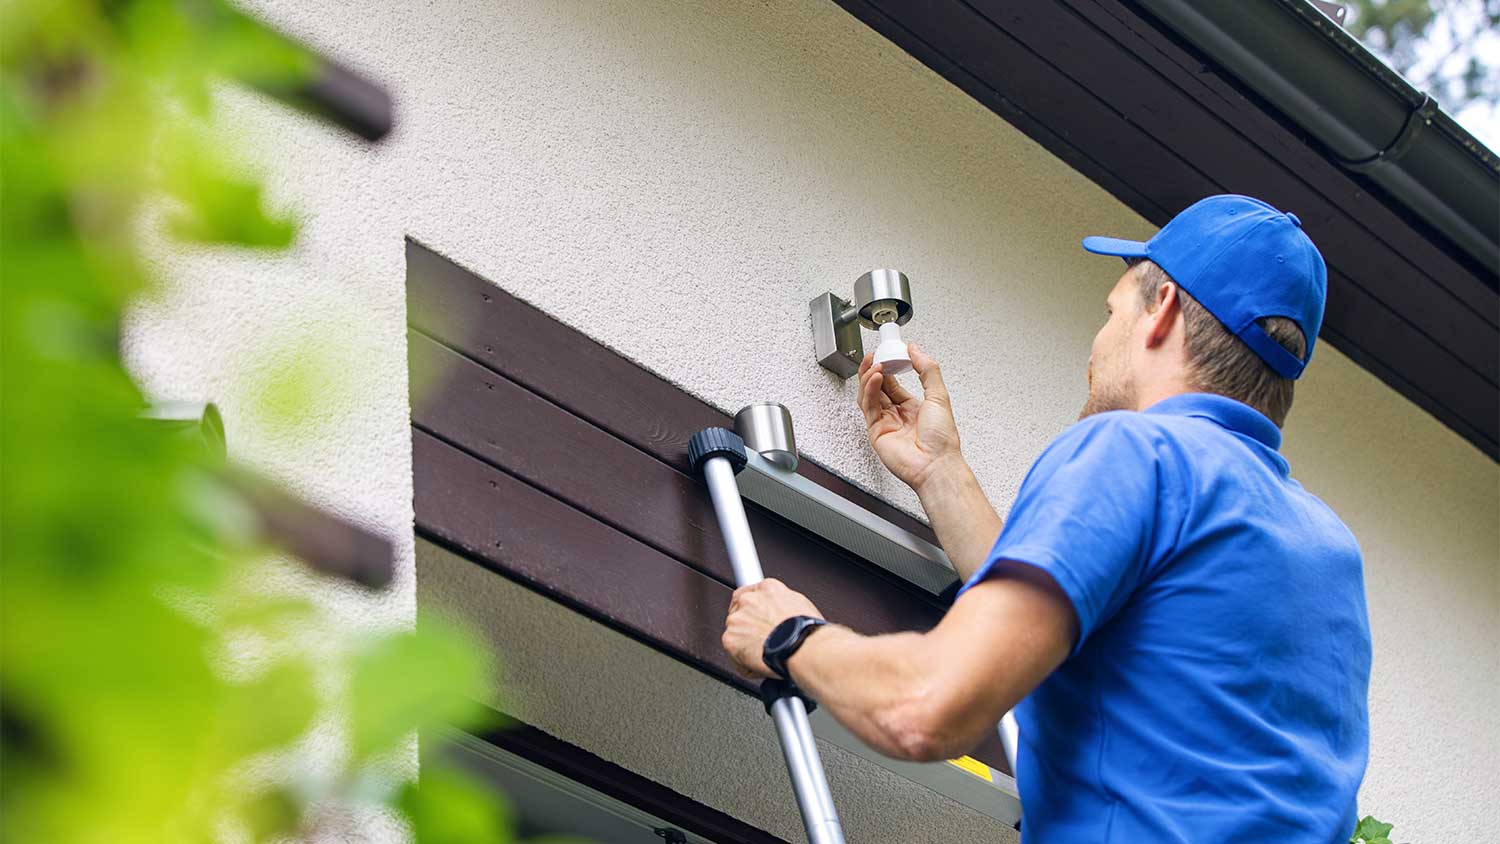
1135, 0, 1500, 280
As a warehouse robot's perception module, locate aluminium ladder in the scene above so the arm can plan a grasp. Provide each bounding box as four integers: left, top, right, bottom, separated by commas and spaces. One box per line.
690, 426, 1024, 842
690, 428, 846, 844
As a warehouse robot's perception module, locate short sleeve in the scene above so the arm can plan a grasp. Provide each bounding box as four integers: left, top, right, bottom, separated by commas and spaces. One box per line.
956, 413, 1164, 654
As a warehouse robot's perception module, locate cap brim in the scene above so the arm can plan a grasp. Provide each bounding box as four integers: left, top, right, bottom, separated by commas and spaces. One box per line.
1081, 236, 1149, 259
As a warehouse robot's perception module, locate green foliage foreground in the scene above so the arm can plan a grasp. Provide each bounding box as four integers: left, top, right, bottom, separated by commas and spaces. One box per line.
1351, 814, 1406, 844
1, 2, 519, 841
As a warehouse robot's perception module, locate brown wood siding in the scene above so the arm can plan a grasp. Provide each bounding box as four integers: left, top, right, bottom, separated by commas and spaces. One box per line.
406, 241, 943, 540
406, 239, 1010, 773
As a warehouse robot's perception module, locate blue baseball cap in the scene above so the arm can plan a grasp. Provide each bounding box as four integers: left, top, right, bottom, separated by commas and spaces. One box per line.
1081, 194, 1327, 379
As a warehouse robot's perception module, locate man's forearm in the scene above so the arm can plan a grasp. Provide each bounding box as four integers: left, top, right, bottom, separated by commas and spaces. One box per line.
914, 454, 1003, 583
783, 624, 955, 762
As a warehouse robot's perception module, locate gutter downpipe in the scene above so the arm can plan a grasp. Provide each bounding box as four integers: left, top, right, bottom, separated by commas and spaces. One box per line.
1133, 0, 1500, 282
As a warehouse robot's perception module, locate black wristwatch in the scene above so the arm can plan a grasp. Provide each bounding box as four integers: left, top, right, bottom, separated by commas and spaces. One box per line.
763, 615, 828, 680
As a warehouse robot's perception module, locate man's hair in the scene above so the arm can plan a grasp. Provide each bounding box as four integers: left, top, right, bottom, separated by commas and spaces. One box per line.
1130, 259, 1306, 427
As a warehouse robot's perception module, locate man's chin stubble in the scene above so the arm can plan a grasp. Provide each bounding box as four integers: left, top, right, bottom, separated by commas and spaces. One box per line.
1079, 387, 1133, 420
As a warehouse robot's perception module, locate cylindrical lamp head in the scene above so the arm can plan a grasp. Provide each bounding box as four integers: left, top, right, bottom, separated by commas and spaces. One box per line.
733, 402, 799, 471
854, 269, 913, 328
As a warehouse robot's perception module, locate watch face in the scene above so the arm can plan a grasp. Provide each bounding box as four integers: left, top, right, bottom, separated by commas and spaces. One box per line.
766, 618, 799, 651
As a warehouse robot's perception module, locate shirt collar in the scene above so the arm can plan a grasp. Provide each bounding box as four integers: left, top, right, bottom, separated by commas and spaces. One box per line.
1144, 393, 1283, 451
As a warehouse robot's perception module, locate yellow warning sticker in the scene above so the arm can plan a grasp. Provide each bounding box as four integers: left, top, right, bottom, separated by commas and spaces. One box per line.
946, 755, 993, 782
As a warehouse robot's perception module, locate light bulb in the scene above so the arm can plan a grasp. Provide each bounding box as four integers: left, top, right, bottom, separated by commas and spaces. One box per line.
873, 322, 912, 375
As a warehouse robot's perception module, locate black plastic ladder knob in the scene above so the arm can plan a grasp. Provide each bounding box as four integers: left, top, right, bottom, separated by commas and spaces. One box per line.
687, 427, 747, 476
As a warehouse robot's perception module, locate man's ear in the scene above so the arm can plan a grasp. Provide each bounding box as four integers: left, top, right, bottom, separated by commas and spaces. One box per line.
1143, 281, 1181, 349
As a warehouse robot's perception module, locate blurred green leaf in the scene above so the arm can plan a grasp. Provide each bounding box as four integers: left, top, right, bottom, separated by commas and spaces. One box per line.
244, 342, 353, 436
242, 786, 301, 843
350, 623, 492, 760
220, 659, 320, 757
399, 765, 517, 844
159, 122, 297, 246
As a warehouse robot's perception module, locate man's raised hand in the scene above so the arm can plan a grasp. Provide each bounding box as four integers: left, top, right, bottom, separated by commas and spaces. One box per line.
856, 343, 962, 494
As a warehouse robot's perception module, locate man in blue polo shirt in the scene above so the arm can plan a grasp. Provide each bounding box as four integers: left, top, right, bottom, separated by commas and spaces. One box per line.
721, 195, 1372, 841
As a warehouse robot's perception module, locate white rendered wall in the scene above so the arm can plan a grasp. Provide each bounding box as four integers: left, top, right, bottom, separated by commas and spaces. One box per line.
126, 0, 1499, 839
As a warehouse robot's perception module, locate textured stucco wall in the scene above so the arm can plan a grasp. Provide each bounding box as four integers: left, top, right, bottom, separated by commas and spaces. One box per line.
125, 0, 1499, 840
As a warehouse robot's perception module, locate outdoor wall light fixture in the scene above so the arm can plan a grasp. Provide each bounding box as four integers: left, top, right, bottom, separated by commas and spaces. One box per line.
811, 269, 914, 379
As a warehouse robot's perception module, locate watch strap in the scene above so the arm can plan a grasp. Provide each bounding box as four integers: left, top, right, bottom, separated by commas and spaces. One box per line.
759, 676, 817, 715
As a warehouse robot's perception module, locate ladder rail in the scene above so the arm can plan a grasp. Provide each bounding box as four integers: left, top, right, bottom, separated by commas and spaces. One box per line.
698, 445, 847, 844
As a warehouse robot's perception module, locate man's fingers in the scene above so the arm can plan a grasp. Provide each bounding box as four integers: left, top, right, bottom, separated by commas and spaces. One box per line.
881, 370, 915, 405
909, 343, 950, 405
859, 367, 891, 428
729, 580, 774, 617
728, 584, 751, 615
856, 366, 874, 424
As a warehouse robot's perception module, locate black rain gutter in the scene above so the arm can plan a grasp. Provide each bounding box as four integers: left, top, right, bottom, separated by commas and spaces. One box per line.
1133, 0, 1500, 282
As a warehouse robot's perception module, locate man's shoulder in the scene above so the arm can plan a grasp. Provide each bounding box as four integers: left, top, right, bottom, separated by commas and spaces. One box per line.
1022, 412, 1183, 494
1029, 411, 1229, 503
1047, 410, 1180, 458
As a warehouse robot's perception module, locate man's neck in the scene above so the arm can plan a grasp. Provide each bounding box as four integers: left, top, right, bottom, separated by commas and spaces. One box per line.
1133, 379, 1196, 413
